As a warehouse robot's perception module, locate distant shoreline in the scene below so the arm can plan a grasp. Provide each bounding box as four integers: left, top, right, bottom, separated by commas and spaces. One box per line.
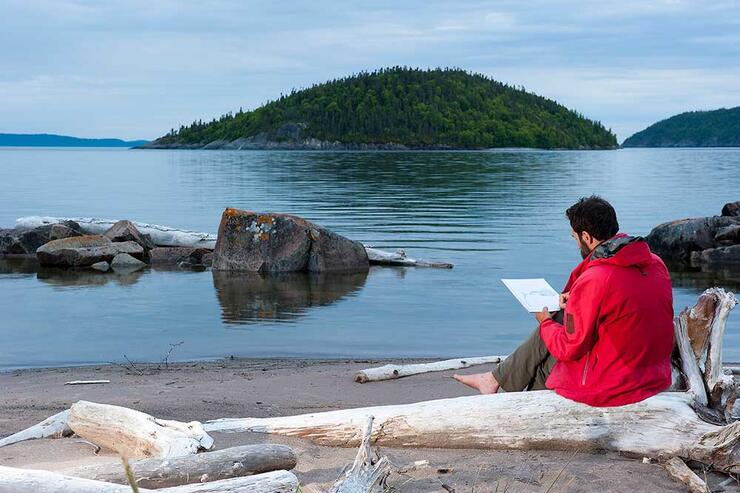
0, 133, 149, 148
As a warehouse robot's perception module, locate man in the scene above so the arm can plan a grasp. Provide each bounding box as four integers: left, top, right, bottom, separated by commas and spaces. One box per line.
454, 196, 674, 407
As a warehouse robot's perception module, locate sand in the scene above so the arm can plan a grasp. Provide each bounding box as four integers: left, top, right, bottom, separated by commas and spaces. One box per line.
0, 358, 699, 492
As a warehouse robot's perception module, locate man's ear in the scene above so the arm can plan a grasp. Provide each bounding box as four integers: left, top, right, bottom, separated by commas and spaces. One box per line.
580, 231, 593, 245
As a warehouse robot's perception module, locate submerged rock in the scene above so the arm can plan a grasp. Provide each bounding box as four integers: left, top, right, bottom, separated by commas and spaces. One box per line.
91, 261, 110, 272
36, 235, 144, 267
212, 208, 369, 273
111, 252, 147, 272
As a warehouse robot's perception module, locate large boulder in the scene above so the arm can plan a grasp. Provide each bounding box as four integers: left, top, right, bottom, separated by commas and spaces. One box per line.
212, 208, 369, 273
721, 201, 740, 217
646, 216, 740, 264
36, 235, 144, 267
0, 221, 82, 256
104, 220, 155, 250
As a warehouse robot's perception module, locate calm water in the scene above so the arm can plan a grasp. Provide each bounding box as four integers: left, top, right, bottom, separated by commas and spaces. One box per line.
1, 147, 739, 370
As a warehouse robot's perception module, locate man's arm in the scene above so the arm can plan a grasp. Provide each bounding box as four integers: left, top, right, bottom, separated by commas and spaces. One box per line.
537, 273, 607, 361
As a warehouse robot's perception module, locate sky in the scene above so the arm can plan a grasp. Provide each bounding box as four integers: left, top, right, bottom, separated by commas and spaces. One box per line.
1, 0, 739, 142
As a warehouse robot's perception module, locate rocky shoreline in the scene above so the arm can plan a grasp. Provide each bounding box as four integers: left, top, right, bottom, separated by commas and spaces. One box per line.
138, 122, 616, 151
646, 200, 740, 272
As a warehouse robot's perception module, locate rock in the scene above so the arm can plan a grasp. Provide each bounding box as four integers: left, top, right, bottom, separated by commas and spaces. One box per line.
36, 235, 144, 267
49, 224, 82, 241
212, 208, 369, 273
1, 222, 83, 256
110, 252, 147, 272
691, 245, 740, 269
91, 261, 110, 272
721, 201, 740, 217
104, 220, 155, 250
646, 216, 740, 264
149, 247, 213, 267
715, 225, 740, 244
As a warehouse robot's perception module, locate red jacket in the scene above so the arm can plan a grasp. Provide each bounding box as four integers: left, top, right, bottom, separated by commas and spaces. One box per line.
539, 234, 674, 407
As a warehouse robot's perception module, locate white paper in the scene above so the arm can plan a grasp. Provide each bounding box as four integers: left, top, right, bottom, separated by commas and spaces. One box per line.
501, 278, 560, 313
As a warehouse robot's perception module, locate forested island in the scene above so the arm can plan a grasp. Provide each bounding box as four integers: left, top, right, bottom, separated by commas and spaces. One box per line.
143, 67, 617, 150
0, 133, 149, 147
623, 106, 740, 147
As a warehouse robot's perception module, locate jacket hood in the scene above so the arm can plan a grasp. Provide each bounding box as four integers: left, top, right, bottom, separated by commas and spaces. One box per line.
590, 233, 652, 268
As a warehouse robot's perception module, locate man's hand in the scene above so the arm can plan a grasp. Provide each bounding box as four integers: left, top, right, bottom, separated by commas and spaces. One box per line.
536, 307, 552, 324
559, 291, 570, 309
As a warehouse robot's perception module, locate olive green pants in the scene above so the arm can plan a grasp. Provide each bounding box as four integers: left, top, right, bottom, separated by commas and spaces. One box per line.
492, 310, 563, 391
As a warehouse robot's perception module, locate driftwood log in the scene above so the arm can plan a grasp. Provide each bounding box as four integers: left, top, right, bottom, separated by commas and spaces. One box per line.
330, 416, 391, 493
354, 356, 505, 383
662, 457, 709, 493
364, 247, 453, 268
0, 410, 72, 448
205, 288, 740, 474
63, 444, 297, 488
68, 400, 214, 459
0, 466, 299, 493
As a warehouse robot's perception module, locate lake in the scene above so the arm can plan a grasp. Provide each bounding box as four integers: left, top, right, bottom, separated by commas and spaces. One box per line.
1, 147, 739, 370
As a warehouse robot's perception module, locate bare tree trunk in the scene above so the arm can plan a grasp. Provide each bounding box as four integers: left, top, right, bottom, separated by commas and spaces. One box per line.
63, 444, 296, 488
0, 410, 71, 448
0, 465, 299, 493
354, 356, 505, 383
68, 401, 214, 459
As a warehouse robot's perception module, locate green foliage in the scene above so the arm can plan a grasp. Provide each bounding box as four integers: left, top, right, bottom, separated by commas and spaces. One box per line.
155, 67, 617, 149
623, 107, 740, 147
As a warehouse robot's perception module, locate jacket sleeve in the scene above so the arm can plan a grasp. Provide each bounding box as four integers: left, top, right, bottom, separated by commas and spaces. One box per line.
539, 271, 607, 361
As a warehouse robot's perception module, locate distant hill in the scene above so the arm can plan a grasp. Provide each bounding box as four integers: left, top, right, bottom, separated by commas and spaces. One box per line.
145, 67, 617, 150
0, 133, 149, 148
623, 107, 740, 147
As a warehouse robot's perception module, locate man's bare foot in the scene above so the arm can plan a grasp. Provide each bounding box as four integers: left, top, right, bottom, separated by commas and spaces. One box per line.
452, 371, 500, 394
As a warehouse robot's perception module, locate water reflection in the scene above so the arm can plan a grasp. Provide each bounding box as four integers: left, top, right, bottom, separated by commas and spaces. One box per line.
212, 270, 367, 325
0, 259, 145, 287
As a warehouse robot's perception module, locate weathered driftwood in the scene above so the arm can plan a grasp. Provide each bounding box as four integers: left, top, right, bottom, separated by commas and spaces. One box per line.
63, 444, 297, 488
68, 400, 214, 459
330, 416, 391, 493
365, 246, 453, 268
64, 379, 110, 385
0, 465, 299, 493
205, 392, 740, 473
205, 288, 740, 473
354, 356, 505, 383
662, 457, 708, 493
674, 288, 738, 421
0, 410, 71, 448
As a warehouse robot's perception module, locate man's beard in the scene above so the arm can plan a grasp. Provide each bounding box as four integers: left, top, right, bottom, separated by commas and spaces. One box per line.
578, 238, 591, 259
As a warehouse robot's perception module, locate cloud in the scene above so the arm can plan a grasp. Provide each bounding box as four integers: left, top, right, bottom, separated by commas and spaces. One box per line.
0, 0, 738, 140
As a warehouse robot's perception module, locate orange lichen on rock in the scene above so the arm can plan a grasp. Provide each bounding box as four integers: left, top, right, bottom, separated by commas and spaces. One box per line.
224, 207, 242, 218
259, 232, 270, 241
257, 215, 274, 225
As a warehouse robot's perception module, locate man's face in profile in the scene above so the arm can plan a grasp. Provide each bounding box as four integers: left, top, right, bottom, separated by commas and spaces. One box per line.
571, 229, 591, 259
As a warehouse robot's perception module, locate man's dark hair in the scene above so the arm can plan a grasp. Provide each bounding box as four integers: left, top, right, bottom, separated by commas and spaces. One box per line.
566, 195, 619, 241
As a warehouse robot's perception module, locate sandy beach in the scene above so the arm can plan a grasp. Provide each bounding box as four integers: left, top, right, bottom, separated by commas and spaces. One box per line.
0, 358, 692, 492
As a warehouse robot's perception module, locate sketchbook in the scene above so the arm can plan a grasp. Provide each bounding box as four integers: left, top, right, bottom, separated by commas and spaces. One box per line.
501, 278, 560, 313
